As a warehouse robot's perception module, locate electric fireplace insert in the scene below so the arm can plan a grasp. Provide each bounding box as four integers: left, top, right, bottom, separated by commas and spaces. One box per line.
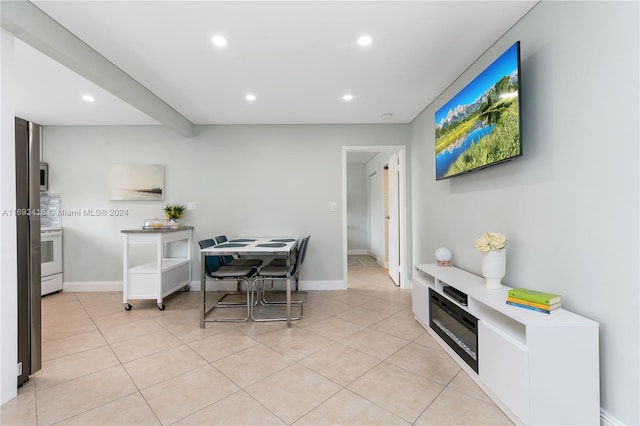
429, 288, 478, 372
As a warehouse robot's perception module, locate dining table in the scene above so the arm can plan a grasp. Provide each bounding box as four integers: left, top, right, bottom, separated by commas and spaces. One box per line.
200, 237, 298, 328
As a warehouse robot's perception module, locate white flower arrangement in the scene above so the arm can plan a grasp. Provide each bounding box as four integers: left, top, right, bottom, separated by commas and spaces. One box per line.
475, 232, 508, 252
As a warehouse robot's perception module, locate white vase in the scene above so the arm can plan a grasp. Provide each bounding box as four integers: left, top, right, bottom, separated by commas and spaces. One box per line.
482, 248, 506, 289
168, 219, 179, 229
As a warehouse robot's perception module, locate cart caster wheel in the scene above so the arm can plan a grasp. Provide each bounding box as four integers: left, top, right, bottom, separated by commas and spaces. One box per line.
184, 285, 191, 292
158, 303, 165, 310
124, 303, 132, 311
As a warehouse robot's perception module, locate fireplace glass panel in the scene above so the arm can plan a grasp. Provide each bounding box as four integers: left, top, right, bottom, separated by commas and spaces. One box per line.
429, 288, 478, 372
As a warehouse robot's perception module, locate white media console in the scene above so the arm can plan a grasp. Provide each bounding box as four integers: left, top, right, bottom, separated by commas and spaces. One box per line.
412, 264, 600, 425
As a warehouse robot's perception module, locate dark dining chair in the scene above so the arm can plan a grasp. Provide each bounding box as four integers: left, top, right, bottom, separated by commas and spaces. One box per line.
250, 235, 310, 321
265, 236, 307, 291
198, 239, 258, 323
201, 237, 262, 304
260, 235, 309, 305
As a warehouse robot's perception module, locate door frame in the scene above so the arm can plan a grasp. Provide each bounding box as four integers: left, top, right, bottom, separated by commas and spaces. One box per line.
341, 145, 409, 290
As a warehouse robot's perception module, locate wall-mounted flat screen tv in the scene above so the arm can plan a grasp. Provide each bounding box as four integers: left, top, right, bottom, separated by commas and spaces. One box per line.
435, 41, 521, 180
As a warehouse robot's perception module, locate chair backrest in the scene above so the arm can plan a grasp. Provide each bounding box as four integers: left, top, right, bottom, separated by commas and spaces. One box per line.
290, 235, 310, 275
298, 235, 310, 266
198, 239, 222, 276
198, 239, 215, 249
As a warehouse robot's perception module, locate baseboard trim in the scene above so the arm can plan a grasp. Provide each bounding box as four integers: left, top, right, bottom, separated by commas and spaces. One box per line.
600, 408, 623, 426
63, 280, 347, 292
300, 280, 346, 291
63, 281, 122, 292
347, 249, 369, 255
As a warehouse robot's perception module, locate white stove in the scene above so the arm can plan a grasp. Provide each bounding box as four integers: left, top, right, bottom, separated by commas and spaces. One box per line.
41, 227, 63, 295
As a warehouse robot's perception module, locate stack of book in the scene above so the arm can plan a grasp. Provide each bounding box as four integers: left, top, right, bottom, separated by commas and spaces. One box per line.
506, 287, 561, 314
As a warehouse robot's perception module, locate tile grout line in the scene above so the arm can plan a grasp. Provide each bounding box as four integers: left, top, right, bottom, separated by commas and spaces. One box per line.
75, 293, 165, 426
19, 256, 509, 425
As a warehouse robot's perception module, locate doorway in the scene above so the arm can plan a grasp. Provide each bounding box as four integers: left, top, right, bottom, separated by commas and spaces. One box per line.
342, 146, 407, 290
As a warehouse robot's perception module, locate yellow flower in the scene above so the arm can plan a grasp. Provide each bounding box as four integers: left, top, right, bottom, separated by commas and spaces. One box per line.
163, 204, 185, 220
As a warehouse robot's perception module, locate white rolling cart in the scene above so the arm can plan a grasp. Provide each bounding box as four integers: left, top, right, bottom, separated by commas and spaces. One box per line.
121, 226, 193, 310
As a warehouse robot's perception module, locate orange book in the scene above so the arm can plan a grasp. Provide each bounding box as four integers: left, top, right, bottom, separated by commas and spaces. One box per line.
507, 296, 561, 311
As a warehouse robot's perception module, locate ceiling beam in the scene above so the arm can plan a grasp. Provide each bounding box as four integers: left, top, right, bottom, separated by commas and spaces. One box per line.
1, 0, 194, 137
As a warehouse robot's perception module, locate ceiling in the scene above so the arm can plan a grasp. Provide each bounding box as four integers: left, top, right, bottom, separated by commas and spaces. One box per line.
10, 1, 537, 128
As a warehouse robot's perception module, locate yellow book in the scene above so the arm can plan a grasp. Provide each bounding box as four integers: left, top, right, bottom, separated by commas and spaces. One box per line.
507, 296, 561, 311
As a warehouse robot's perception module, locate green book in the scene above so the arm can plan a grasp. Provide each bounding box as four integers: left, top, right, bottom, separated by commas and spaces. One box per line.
508, 288, 561, 305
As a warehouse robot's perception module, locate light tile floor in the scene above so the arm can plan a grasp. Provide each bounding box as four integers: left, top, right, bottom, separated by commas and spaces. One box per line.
1, 256, 513, 425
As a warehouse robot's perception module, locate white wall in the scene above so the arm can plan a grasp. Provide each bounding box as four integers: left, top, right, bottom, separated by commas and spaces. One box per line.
0, 29, 18, 405
410, 1, 639, 424
43, 124, 408, 290
346, 163, 368, 252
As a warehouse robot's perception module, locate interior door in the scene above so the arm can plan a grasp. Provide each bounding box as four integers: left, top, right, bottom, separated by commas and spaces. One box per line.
383, 167, 389, 267
387, 153, 400, 286
369, 172, 380, 261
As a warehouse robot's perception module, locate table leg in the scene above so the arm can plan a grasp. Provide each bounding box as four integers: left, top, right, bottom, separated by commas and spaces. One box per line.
286, 276, 292, 328
286, 250, 292, 328
200, 252, 206, 328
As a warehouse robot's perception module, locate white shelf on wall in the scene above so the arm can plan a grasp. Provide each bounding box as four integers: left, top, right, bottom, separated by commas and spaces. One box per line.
412, 263, 600, 426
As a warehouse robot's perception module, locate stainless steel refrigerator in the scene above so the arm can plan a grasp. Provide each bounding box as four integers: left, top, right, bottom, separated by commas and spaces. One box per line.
15, 117, 41, 386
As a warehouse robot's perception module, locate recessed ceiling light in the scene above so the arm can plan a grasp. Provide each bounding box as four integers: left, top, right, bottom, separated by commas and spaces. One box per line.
211, 35, 227, 47
342, 94, 354, 102
245, 94, 256, 102
82, 95, 95, 102
380, 113, 393, 120
357, 35, 372, 46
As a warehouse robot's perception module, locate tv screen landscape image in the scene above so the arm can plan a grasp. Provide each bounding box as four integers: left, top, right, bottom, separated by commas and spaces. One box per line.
435, 41, 521, 180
